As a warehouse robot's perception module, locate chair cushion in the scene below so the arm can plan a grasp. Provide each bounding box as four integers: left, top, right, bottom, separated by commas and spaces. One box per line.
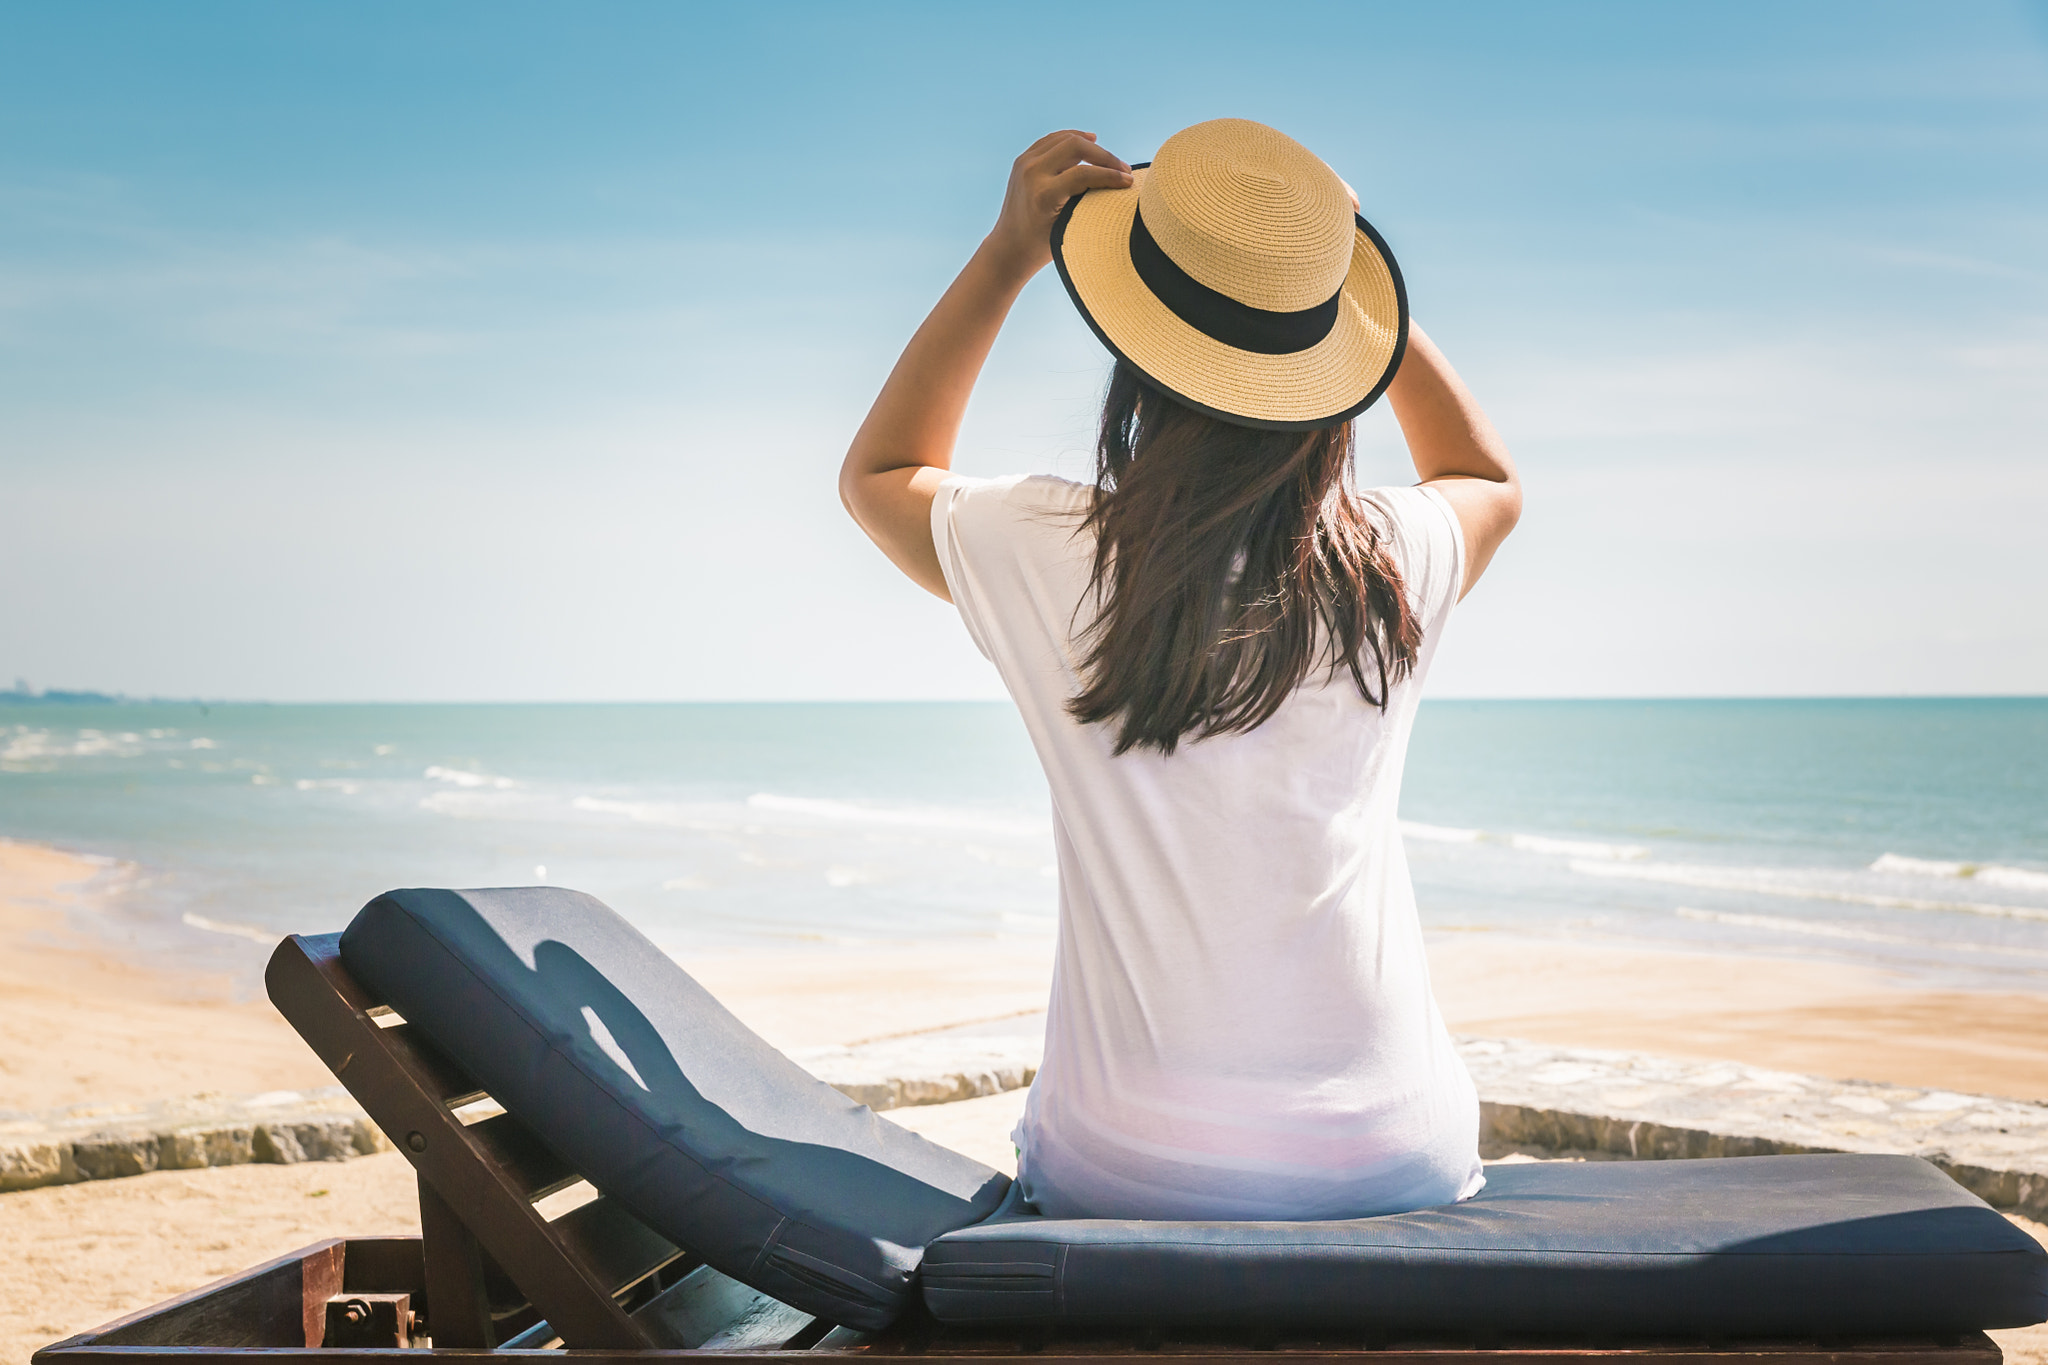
924, 1153, 2047, 1336
340, 887, 1009, 1330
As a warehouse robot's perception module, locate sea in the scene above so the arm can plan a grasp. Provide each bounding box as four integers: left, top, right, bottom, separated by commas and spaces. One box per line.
3, 698, 2045, 997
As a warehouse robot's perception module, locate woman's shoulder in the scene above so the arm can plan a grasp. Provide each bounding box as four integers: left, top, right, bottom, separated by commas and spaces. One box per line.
936, 473, 1097, 551
940, 471, 1096, 513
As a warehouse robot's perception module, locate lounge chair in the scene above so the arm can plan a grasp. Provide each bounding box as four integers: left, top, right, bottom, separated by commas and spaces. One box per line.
36, 887, 2048, 1365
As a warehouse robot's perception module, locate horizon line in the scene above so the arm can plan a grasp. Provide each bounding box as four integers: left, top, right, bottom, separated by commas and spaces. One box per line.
4, 692, 2045, 707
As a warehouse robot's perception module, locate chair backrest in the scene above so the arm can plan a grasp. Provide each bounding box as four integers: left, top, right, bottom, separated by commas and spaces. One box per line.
268, 931, 692, 1349
333, 887, 1008, 1331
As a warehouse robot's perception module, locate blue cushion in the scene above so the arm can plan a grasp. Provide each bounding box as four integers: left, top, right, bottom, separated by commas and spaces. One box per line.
339, 887, 1009, 1330
924, 1154, 2047, 1335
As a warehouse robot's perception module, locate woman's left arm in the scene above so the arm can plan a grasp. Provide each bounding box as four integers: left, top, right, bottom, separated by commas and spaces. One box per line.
839, 130, 1131, 600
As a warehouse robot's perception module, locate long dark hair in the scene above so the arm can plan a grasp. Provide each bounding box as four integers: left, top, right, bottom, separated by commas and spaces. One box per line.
1068, 362, 1421, 756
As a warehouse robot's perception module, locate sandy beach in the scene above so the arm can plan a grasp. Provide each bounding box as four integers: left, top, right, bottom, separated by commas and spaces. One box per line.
5, 836, 2048, 1363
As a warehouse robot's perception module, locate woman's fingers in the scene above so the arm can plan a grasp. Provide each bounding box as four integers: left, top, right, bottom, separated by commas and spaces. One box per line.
1022, 128, 1097, 158
1065, 138, 1130, 172
1045, 161, 1133, 203
1026, 131, 1128, 177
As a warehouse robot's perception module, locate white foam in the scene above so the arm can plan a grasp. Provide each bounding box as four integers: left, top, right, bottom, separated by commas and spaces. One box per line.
1, 728, 152, 762
181, 912, 279, 945
746, 792, 1046, 839
1399, 821, 1482, 843
1674, 906, 2048, 957
1578, 858, 2048, 921
1870, 853, 2048, 893
1508, 833, 1649, 861
1398, 821, 1645, 859
1871, 853, 1968, 878
571, 796, 731, 832
424, 765, 515, 789
418, 789, 527, 816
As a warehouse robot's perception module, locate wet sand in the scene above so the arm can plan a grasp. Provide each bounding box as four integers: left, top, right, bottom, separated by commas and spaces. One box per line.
0, 840, 338, 1112
5, 837, 2048, 1362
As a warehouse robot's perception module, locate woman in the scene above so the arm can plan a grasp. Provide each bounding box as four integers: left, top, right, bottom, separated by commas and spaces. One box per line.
839, 120, 1520, 1221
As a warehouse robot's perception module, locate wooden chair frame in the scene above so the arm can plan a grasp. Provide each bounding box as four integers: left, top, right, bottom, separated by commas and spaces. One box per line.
32, 933, 2010, 1365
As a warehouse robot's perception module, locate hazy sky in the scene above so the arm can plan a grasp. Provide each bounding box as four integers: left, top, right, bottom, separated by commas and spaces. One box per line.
3, 2, 2044, 701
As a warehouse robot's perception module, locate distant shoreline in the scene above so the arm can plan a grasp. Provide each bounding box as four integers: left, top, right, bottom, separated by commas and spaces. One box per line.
8, 694, 2047, 707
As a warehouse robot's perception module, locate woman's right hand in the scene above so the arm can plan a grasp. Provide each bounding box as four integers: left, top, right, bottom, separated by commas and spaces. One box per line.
985, 130, 1132, 279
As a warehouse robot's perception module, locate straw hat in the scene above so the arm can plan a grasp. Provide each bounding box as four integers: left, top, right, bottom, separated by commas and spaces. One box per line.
1051, 119, 1407, 431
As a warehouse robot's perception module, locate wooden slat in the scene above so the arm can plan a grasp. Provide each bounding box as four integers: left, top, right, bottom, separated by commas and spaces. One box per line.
372, 1025, 486, 1109
262, 934, 654, 1349
465, 1111, 580, 1202
54, 1242, 345, 1351
28, 1334, 2011, 1365
809, 1341, 2004, 1365
626, 1265, 809, 1350
697, 1297, 818, 1351
550, 1195, 687, 1299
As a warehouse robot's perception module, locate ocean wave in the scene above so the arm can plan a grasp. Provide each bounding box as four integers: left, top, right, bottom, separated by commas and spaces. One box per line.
424, 765, 516, 790
419, 789, 529, 816
1507, 833, 1649, 861
181, 912, 279, 945
570, 796, 733, 832
1397, 821, 1646, 860
1572, 858, 2048, 921
1870, 853, 2048, 893
1398, 821, 1481, 843
2, 727, 150, 763
1674, 906, 2048, 958
746, 793, 1046, 838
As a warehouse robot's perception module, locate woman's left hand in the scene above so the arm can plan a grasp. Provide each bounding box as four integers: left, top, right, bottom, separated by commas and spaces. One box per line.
986, 130, 1132, 278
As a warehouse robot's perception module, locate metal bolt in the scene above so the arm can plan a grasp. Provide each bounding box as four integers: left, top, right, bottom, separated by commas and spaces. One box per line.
406, 1131, 426, 1152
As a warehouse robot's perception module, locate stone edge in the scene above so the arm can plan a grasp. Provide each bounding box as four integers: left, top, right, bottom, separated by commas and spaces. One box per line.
10, 1072, 2046, 1223
0, 1112, 391, 1192
1481, 1099, 2048, 1222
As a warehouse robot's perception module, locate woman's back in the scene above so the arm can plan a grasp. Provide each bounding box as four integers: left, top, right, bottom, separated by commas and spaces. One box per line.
933, 474, 1483, 1220
837, 118, 1519, 1222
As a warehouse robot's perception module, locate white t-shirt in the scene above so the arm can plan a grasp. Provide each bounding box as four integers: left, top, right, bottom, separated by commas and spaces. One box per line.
931, 473, 1484, 1222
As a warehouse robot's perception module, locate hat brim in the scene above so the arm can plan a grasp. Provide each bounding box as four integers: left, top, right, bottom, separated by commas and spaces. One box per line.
1051, 165, 1408, 432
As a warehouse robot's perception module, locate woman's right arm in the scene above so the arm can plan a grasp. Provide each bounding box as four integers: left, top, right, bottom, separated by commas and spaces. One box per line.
838, 131, 1131, 600
1384, 324, 1521, 598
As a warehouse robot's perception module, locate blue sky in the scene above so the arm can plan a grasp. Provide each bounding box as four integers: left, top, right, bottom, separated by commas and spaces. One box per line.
3, 1, 2044, 700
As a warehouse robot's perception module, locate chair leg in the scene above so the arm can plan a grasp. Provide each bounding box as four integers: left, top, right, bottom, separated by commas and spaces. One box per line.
418, 1175, 495, 1349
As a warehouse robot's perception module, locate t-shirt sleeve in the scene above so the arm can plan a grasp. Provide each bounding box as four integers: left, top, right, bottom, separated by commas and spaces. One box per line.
1363, 483, 1466, 643
930, 475, 1007, 661
929, 473, 1096, 668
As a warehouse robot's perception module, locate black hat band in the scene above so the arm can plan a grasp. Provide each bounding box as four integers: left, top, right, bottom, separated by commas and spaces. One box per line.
1128, 208, 1343, 357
